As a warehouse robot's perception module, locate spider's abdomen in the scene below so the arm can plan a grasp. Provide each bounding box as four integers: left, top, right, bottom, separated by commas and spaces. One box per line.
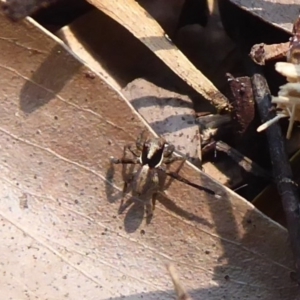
133, 165, 158, 199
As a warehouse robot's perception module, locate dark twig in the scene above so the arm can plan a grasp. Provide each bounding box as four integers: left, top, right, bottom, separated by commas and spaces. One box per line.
251, 73, 300, 282
249, 16, 300, 66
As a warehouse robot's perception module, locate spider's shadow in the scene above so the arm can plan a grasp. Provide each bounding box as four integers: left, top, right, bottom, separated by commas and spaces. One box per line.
120, 165, 179, 232
105, 155, 148, 232
105, 156, 213, 232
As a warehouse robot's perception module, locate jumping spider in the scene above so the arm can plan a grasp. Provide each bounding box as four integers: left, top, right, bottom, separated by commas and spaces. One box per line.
110, 130, 215, 218
110, 130, 184, 217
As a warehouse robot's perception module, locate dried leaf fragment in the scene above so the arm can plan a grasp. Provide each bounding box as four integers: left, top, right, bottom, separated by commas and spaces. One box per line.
249, 42, 289, 66
250, 15, 300, 65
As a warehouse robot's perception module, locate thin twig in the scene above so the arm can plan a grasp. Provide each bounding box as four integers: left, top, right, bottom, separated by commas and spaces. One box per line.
166, 264, 192, 300
251, 73, 300, 282
214, 141, 271, 180
249, 42, 289, 66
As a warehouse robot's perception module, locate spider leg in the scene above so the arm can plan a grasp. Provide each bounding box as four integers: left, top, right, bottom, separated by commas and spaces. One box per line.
111, 142, 140, 164
110, 157, 139, 164
126, 145, 140, 158
122, 142, 141, 157
163, 143, 175, 158
163, 156, 186, 165
160, 166, 215, 195
119, 173, 135, 214
136, 130, 149, 151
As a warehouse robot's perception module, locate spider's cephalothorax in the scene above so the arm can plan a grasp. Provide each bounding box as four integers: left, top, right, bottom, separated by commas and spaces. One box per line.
139, 131, 175, 168
111, 130, 184, 217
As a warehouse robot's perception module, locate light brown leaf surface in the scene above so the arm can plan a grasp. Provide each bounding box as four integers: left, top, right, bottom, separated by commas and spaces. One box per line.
229, 0, 299, 33
0, 12, 299, 300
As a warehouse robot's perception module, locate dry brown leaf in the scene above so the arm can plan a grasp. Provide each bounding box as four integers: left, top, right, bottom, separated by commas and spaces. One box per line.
56, 9, 186, 92
228, 0, 299, 33
0, 11, 299, 300
85, 0, 229, 111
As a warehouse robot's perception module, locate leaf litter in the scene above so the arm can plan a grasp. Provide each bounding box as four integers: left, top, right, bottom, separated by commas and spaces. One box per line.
1, 0, 300, 299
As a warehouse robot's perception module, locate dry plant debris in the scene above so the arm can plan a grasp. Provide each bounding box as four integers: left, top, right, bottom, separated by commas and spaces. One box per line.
167, 264, 192, 300
84, 0, 230, 112
257, 62, 300, 139
249, 9, 300, 66
0, 10, 299, 298
257, 16, 300, 139
3, 0, 300, 297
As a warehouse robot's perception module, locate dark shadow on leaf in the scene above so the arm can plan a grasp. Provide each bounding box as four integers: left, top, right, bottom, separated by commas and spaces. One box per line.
104, 161, 123, 204
130, 96, 194, 110
19, 45, 81, 113
156, 192, 213, 229
123, 200, 145, 233
118, 196, 134, 215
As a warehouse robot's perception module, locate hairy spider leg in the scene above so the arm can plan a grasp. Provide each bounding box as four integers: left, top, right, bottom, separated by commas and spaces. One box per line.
135, 130, 149, 151
110, 157, 139, 164
124, 144, 141, 158
162, 143, 186, 165
163, 143, 175, 158
163, 156, 186, 165
118, 171, 135, 214
111, 145, 141, 212
160, 157, 186, 191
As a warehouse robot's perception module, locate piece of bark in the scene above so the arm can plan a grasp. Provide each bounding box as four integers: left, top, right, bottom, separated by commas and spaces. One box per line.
227, 74, 255, 137
249, 15, 300, 66
252, 73, 300, 282
250, 42, 289, 66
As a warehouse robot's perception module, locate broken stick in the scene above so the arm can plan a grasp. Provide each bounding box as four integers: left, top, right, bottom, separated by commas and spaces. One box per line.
251, 73, 300, 283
